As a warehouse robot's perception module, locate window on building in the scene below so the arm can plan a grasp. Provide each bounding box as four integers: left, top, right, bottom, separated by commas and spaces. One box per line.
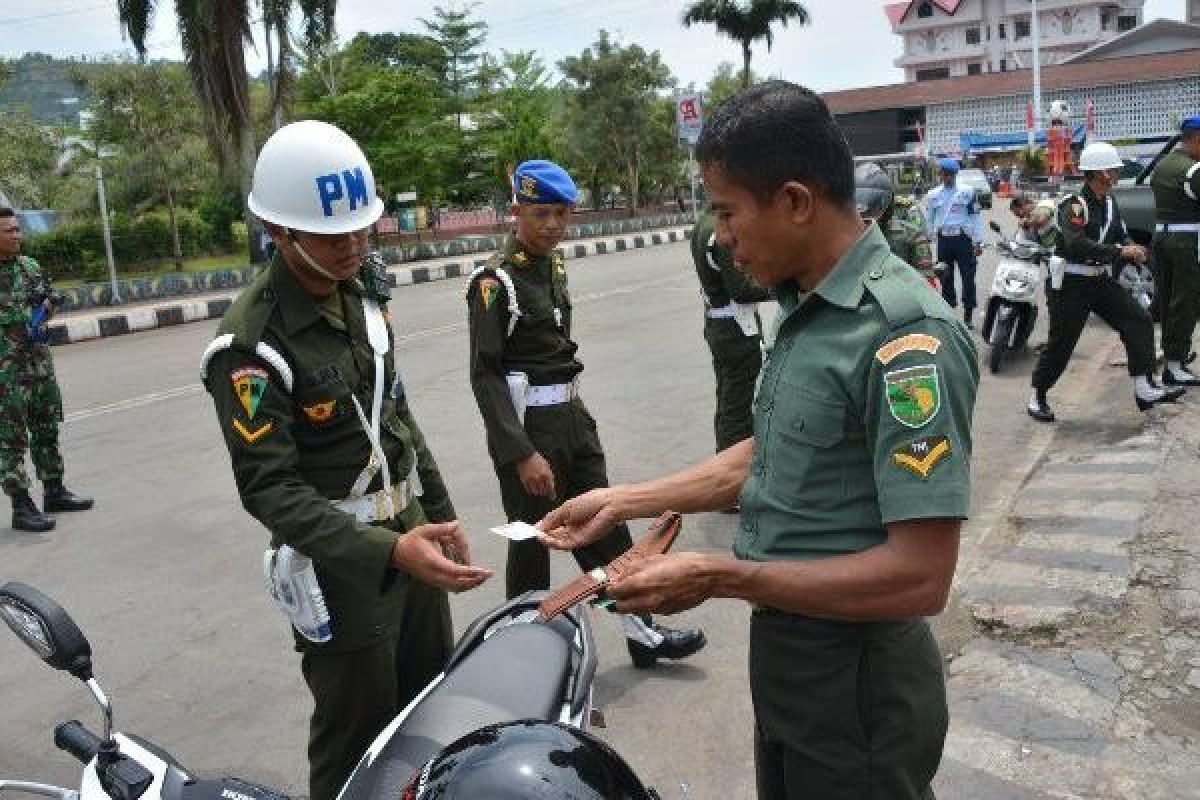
966, 27, 981, 44
986, 25, 991, 41
998, 22, 1006, 39
917, 2, 934, 19
1117, 14, 1137, 31
967, 63, 982, 75
1101, 12, 1110, 30
1015, 18, 1031, 38
916, 67, 951, 81
1000, 58, 1007, 72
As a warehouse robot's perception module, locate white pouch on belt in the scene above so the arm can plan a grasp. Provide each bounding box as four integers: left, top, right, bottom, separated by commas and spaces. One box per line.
506, 371, 529, 425
1048, 256, 1065, 290
731, 303, 760, 337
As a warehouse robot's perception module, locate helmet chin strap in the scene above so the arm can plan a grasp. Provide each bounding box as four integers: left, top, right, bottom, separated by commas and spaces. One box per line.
287, 229, 340, 282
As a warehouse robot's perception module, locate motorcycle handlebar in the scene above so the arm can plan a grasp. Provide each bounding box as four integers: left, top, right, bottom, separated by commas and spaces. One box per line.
54, 720, 102, 765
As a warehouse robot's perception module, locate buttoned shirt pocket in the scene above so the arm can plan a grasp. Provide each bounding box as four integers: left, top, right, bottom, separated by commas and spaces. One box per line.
769, 381, 848, 505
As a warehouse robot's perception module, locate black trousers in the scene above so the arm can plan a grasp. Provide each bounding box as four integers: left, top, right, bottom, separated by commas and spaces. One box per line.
936, 233, 977, 312
1031, 274, 1155, 390
704, 316, 763, 452
750, 611, 945, 800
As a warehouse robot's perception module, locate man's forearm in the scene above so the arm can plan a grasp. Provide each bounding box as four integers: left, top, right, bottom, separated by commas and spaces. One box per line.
618, 439, 752, 519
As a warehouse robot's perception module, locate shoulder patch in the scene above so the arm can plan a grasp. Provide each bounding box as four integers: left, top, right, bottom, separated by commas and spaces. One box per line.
891, 435, 951, 479
477, 276, 501, 310
884, 364, 941, 428
231, 366, 269, 419
876, 333, 941, 365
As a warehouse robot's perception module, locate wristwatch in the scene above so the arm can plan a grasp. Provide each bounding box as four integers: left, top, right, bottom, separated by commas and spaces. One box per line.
537, 511, 683, 621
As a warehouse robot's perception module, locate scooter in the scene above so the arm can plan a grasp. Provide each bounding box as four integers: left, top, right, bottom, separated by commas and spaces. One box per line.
0, 582, 596, 800
981, 221, 1051, 374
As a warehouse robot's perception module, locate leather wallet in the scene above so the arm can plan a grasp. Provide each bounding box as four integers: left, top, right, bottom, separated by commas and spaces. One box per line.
537, 511, 683, 621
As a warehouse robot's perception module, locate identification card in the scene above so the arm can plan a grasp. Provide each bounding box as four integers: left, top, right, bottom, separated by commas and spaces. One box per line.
490, 521, 542, 541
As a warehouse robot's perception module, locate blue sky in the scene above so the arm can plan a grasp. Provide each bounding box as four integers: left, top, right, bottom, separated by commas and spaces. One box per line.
0, 0, 1188, 92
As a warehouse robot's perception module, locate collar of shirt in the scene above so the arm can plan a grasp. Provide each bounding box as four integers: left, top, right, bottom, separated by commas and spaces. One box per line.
271, 255, 365, 336
504, 235, 555, 274
776, 224, 889, 314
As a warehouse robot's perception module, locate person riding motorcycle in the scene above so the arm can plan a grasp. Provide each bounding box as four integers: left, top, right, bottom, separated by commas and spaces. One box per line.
399, 720, 659, 799
855, 162, 937, 286
1020, 199, 1059, 249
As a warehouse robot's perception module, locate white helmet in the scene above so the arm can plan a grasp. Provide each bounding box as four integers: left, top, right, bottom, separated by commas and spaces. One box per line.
248, 120, 385, 235
1078, 141, 1123, 172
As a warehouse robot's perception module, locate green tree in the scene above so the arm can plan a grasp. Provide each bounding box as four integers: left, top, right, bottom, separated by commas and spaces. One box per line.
682, 0, 810, 88
78, 61, 215, 268
706, 61, 757, 108
559, 31, 676, 211
0, 110, 59, 208
421, 4, 488, 132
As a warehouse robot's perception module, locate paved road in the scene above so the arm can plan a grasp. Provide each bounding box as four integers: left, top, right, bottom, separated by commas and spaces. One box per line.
0, 220, 1133, 797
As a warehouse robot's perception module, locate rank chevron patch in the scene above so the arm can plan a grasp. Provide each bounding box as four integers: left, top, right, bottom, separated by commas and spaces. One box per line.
891, 435, 951, 480
232, 418, 274, 444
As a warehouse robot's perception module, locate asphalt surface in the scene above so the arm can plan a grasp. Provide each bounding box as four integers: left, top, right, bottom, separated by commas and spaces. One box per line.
0, 213, 1135, 798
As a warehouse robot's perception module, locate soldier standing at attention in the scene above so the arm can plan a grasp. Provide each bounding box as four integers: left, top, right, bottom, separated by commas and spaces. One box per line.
465, 159, 706, 668
1151, 114, 1200, 386
201, 121, 491, 800
925, 157, 983, 328
541, 81, 979, 799
691, 211, 771, 473
0, 207, 93, 532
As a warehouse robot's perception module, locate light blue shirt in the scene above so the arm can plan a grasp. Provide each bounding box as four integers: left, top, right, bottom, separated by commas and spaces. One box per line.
925, 183, 983, 243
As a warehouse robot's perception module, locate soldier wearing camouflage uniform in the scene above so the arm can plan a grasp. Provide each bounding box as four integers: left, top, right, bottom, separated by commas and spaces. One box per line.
0, 208, 93, 532
855, 163, 936, 285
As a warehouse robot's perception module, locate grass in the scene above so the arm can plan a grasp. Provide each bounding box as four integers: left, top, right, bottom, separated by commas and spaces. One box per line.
55, 251, 252, 289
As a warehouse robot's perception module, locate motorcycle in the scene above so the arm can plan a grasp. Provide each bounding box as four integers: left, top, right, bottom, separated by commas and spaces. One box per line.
981, 221, 1051, 374
0, 582, 597, 800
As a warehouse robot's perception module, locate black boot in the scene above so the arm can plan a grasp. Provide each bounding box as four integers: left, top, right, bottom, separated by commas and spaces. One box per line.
625, 614, 707, 669
11, 490, 55, 532
43, 480, 94, 513
1026, 388, 1055, 422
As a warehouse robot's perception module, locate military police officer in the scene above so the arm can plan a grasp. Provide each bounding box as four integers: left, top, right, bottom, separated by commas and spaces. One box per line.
541, 81, 978, 800
691, 211, 771, 463
856, 162, 937, 285
1026, 140, 1184, 422
465, 159, 706, 668
1151, 114, 1200, 386
0, 207, 93, 532
201, 121, 491, 800
925, 157, 983, 327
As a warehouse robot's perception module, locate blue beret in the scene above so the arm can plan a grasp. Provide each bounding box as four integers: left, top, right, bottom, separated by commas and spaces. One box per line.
513, 160, 578, 204
938, 157, 961, 173
1182, 114, 1200, 132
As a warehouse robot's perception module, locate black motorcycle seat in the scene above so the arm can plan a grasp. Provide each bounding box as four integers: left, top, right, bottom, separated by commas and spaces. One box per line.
338, 621, 573, 800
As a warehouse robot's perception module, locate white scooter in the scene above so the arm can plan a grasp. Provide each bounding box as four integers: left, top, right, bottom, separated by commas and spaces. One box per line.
0, 582, 597, 800
980, 220, 1054, 374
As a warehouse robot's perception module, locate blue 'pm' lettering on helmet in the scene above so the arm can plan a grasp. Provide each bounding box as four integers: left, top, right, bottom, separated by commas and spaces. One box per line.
315, 166, 370, 217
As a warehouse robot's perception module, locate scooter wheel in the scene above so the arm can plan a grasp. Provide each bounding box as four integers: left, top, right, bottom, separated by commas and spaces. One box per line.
989, 317, 1014, 374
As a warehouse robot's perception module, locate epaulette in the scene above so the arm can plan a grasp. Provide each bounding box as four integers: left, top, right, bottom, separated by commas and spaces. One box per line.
865, 258, 944, 330
199, 279, 292, 391
465, 258, 521, 337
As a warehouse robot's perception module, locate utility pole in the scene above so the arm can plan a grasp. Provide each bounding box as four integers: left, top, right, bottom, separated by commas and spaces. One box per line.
95, 164, 120, 304
1030, 0, 1043, 149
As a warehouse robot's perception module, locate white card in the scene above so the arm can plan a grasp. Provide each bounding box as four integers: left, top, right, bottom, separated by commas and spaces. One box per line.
490, 521, 542, 541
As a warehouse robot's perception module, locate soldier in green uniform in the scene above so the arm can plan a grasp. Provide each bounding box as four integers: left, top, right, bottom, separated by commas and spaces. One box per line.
855, 163, 937, 286
465, 159, 706, 668
0, 207, 93, 532
1151, 114, 1200, 386
201, 121, 491, 800
540, 81, 978, 800
691, 211, 771, 463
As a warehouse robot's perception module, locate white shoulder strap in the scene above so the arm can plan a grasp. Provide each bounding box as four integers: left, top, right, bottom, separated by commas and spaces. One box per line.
466, 265, 521, 337
704, 233, 722, 271
200, 333, 295, 393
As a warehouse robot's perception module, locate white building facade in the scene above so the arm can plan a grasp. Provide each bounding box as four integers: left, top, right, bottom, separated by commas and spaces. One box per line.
887, 0, 1146, 82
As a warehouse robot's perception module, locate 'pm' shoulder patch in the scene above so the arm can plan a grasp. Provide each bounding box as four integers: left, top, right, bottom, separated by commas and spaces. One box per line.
876, 333, 941, 365
232, 366, 269, 420
891, 435, 951, 479
477, 277, 501, 310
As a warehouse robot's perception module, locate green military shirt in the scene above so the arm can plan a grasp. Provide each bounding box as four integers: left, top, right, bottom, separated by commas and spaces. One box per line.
735, 224, 978, 562
883, 211, 935, 281
466, 236, 579, 466
690, 213, 772, 308
202, 256, 456, 652
1151, 149, 1200, 223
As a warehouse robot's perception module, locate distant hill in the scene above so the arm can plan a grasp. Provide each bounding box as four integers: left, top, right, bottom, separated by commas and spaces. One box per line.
0, 52, 90, 126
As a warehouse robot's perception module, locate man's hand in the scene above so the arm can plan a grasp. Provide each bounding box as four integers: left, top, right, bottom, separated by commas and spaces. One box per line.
607, 552, 717, 615
1120, 244, 1148, 264
538, 488, 624, 551
391, 521, 492, 592
517, 452, 556, 498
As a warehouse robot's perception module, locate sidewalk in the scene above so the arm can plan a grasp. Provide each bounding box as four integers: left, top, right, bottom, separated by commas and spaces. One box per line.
47, 225, 693, 345
936, 340, 1200, 798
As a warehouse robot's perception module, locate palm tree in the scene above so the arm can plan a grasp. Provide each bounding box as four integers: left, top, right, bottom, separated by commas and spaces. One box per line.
115, 0, 334, 258
682, 0, 810, 89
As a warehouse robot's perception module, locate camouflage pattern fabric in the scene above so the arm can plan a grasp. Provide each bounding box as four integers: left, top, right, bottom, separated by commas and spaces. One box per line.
886, 208, 936, 282
0, 255, 65, 493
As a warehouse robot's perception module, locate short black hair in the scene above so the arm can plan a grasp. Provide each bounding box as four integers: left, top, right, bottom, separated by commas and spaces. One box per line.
695, 80, 855, 207
0, 208, 14, 219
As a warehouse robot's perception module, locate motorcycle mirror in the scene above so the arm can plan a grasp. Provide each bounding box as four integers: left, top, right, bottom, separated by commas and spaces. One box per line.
0, 581, 94, 681
988, 220, 1002, 233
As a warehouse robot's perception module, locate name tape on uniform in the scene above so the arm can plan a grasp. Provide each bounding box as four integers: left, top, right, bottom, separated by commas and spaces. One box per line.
875, 333, 941, 365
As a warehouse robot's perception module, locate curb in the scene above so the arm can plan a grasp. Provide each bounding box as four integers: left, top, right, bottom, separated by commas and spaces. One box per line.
48, 226, 693, 346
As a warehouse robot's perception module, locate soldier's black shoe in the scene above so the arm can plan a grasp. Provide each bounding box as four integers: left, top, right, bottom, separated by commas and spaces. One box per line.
1135, 384, 1185, 412
1162, 366, 1200, 386
1026, 389, 1055, 423
627, 620, 707, 669
11, 491, 55, 532
43, 481, 94, 512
